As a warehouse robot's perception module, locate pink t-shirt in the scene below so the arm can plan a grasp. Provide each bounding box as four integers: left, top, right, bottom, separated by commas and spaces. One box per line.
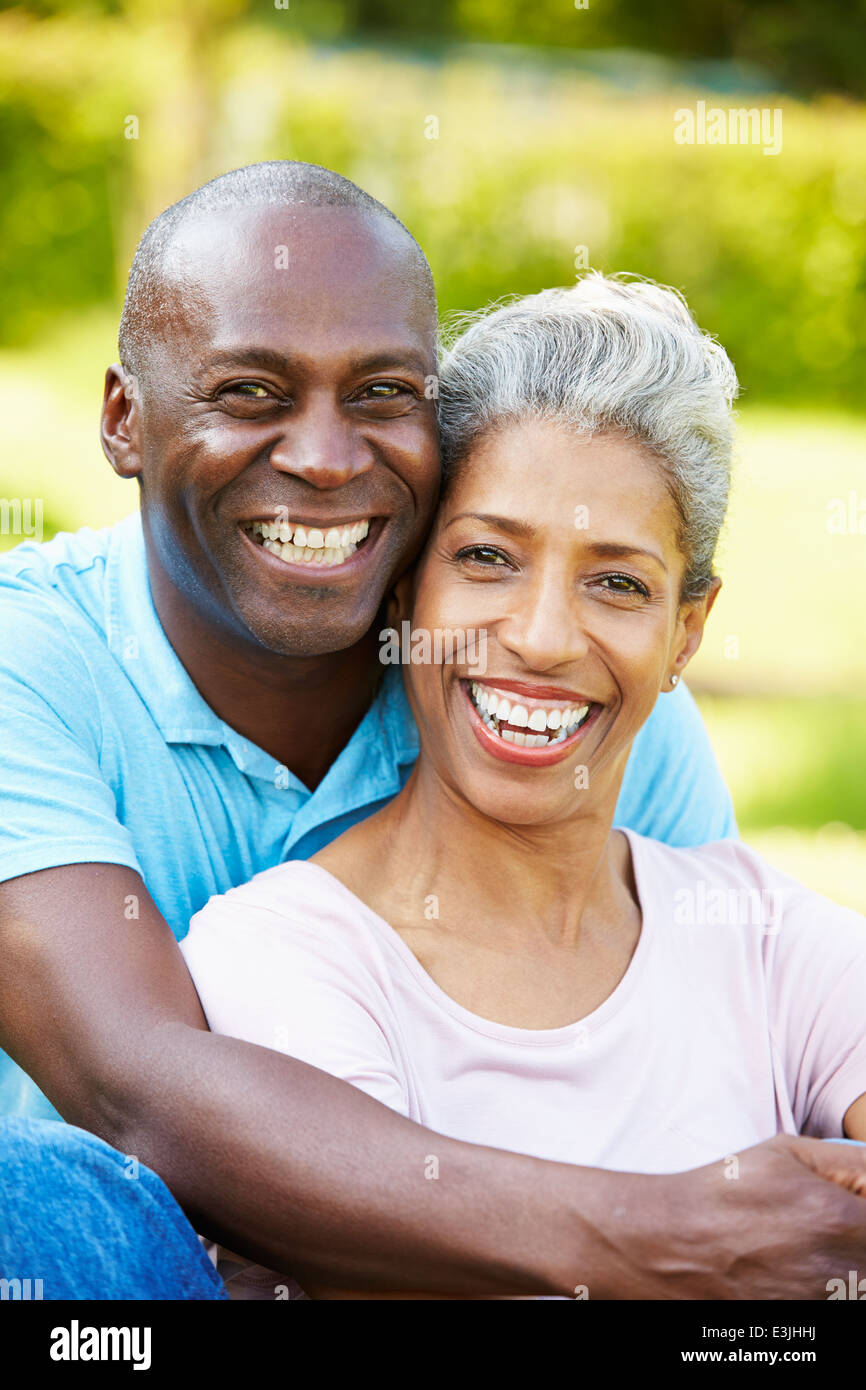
182, 829, 866, 1174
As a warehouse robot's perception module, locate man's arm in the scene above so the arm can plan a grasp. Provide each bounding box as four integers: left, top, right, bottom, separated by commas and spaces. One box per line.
2, 861, 866, 1298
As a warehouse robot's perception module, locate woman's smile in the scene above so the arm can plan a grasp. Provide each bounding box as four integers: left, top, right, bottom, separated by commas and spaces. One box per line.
463, 678, 602, 766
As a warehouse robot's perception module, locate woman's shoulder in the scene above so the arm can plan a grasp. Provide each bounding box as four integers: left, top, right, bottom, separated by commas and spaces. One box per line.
187, 856, 384, 957
623, 828, 866, 948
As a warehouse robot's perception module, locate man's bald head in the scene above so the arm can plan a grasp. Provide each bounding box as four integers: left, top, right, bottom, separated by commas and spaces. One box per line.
117, 160, 437, 380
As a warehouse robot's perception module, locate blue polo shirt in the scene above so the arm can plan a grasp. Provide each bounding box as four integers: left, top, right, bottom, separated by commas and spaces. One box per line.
0, 514, 736, 1119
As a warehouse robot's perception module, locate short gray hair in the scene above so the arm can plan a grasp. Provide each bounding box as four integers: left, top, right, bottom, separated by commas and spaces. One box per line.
118, 160, 435, 379
437, 272, 738, 601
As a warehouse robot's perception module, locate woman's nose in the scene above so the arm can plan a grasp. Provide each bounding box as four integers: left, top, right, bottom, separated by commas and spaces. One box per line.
266, 399, 374, 490
496, 578, 590, 673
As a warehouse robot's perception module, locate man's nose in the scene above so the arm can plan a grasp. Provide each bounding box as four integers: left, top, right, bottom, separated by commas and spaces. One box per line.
266, 396, 374, 490
497, 572, 591, 673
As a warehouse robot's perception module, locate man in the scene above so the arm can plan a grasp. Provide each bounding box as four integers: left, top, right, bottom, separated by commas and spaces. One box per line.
0, 161, 863, 1299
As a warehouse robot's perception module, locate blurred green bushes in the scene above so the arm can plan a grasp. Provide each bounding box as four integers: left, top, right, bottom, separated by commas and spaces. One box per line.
1, 8, 865, 408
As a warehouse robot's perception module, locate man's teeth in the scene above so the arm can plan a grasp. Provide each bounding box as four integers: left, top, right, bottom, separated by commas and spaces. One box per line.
247, 518, 371, 567
469, 681, 591, 746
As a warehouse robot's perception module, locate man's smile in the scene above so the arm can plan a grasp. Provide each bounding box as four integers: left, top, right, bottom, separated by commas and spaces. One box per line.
239, 514, 380, 574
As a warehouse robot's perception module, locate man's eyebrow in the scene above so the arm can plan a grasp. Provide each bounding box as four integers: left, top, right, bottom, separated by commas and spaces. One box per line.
344, 349, 432, 377
198, 348, 292, 374
445, 514, 668, 571
197, 347, 432, 377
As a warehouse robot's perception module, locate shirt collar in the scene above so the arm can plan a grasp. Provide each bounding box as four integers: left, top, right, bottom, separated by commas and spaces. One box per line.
104, 512, 419, 787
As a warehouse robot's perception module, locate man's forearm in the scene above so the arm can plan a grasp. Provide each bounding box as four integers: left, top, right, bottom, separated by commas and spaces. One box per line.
97, 1021, 652, 1297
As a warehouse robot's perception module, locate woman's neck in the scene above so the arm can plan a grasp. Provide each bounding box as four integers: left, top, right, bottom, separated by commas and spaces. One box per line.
319, 754, 636, 955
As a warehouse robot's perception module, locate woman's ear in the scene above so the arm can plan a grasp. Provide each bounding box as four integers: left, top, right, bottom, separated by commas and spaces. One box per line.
385, 568, 416, 631
667, 576, 722, 688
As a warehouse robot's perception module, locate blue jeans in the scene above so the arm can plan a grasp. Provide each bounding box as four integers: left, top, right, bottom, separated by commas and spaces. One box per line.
1, 1119, 863, 1300
0, 1118, 226, 1299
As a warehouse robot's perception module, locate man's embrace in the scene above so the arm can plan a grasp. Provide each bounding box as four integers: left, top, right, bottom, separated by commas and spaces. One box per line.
1, 160, 863, 1299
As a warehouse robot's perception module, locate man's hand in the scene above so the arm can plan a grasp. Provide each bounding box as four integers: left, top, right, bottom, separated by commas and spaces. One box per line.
623, 1135, 866, 1300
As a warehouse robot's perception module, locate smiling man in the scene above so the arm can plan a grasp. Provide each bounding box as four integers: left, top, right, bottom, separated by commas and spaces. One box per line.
2, 161, 859, 1300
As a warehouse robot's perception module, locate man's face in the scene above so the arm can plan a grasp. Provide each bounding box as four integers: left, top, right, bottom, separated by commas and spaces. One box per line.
129, 204, 440, 657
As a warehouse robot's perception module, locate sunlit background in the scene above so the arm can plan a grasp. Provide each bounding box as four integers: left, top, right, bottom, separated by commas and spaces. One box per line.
1, 0, 864, 907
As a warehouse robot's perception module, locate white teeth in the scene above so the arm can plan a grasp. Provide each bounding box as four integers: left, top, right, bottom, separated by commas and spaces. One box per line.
250, 521, 362, 568
468, 681, 595, 746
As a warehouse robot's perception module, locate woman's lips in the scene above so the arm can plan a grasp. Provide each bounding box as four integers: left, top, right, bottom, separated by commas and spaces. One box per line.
462, 679, 601, 767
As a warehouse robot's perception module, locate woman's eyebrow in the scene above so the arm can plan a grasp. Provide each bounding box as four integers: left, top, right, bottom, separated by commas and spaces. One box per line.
583, 541, 668, 573
445, 512, 533, 536
445, 514, 668, 571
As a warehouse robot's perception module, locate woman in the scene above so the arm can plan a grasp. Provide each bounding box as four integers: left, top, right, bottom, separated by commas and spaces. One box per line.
180, 273, 866, 1296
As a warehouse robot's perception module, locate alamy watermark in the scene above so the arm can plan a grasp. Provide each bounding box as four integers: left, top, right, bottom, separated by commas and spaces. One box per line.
673, 881, 784, 934
379, 622, 488, 676
674, 101, 783, 156
0, 497, 43, 542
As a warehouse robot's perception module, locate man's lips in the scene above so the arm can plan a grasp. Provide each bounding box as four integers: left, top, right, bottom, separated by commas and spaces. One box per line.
463, 678, 602, 767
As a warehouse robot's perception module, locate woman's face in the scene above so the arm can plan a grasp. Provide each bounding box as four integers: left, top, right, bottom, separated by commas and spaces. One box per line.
403, 418, 716, 827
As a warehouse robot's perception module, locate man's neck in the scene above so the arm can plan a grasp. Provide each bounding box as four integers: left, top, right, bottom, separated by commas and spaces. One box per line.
145, 557, 385, 791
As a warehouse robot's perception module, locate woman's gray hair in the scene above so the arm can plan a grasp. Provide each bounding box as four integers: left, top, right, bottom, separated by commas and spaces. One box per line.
437, 272, 739, 601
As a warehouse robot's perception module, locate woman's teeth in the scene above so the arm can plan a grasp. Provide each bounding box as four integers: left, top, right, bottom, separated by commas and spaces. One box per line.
246, 518, 371, 567
469, 681, 591, 746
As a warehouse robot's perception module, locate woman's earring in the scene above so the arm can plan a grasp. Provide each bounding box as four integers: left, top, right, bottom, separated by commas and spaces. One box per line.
670, 674, 679, 687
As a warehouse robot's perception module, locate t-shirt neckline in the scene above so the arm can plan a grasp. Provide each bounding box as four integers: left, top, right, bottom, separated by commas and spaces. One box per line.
298, 827, 655, 1047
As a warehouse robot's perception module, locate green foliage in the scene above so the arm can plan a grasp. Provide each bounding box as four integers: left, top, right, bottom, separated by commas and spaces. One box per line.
0, 13, 864, 405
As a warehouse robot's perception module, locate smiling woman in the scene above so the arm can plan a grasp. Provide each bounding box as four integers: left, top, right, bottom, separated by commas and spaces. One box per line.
179, 271, 866, 1298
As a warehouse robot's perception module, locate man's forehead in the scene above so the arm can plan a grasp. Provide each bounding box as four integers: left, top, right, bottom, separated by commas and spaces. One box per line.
162, 204, 435, 355
165, 204, 425, 299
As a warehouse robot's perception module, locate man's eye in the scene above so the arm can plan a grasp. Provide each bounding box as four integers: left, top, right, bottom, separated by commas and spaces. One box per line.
360, 382, 409, 400
228, 383, 272, 399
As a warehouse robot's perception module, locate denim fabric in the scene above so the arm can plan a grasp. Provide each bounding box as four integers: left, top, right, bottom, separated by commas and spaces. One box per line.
0, 1118, 226, 1300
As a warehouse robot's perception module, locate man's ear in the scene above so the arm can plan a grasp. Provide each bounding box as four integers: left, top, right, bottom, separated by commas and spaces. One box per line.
668, 575, 722, 687
385, 568, 416, 631
101, 365, 143, 481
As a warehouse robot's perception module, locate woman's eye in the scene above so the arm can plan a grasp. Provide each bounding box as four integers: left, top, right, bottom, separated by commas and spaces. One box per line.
599, 573, 650, 597
456, 544, 511, 567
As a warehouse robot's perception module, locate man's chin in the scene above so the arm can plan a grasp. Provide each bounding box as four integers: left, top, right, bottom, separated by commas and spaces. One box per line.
242, 609, 383, 661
